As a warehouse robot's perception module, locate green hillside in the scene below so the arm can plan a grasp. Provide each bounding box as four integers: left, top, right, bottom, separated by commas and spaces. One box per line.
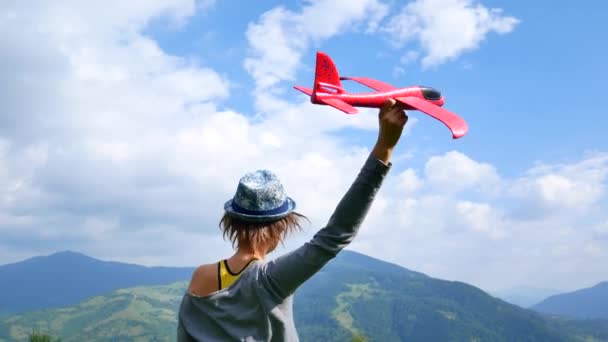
0, 282, 185, 342
1, 251, 607, 341
294, 252, 608, 342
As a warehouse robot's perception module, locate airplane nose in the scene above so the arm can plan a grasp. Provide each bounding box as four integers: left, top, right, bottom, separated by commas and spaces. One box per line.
420, 87, 442, 101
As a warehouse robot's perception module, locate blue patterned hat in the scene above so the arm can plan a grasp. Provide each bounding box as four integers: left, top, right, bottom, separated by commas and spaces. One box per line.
224, 170, 296, 222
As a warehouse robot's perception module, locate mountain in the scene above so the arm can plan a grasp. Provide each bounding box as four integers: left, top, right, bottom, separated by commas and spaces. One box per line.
2, 250, 607, 341
294, 252, 605, 341
492, 286, 563, 308
0, 251, 194, 314
532, 281, 608, 319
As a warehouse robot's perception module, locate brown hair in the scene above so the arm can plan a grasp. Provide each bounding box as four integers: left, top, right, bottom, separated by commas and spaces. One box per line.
219, 212, 309, 254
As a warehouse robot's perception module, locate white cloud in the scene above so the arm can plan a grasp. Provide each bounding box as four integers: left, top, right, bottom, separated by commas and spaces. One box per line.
457, 200, 505, 238
383, 0, 519, 67
0, 1, 227, 145
424, 151, 501, 194
244, 0, 388, 91
536, 174, 600, 208
509, 153, 608, 217
0, 0, 232, 263
397, 168, 424, 193
354, 150, 608, 292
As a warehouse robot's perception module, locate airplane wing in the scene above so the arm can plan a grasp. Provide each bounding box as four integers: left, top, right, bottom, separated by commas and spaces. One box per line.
319, 98, 358, 114
340, 77, 397, 92
395, 96, 468, 139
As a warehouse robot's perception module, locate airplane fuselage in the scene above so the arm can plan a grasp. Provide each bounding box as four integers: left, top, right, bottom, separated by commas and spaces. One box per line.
312, 86, 445, 109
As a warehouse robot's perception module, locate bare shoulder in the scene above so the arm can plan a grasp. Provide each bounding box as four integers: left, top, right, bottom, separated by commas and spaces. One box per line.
187, 262, 219, 296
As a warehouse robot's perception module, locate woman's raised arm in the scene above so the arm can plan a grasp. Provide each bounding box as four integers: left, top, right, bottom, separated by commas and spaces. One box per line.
259, 100, 408, 299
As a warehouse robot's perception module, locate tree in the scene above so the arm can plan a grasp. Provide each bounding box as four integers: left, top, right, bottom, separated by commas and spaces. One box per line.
29, 330, 62, 342
352, 333, 368, 342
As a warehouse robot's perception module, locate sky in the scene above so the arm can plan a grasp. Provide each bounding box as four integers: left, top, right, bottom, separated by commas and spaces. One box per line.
1, 0, 607, 294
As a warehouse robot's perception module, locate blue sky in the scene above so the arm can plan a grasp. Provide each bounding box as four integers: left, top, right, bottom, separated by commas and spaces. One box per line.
149, 0, 608, 172
1, 0, 607, 294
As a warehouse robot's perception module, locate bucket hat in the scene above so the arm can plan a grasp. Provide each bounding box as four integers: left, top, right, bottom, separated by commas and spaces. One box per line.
224, 170, 296, 222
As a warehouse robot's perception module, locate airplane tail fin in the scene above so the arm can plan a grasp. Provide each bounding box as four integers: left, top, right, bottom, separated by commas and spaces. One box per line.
312, 52, 344, 99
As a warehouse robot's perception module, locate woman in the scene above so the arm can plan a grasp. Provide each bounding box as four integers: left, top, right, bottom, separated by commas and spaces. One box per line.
178, 99, 408, 341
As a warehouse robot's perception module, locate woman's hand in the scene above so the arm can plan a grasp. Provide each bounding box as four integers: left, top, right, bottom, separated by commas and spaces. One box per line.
372, 99, 408, 165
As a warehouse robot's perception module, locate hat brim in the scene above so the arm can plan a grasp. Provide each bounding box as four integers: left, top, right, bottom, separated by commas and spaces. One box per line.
224, 197, 296, 223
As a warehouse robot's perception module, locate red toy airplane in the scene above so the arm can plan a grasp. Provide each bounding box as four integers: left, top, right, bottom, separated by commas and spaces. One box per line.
294, 51, 468, 139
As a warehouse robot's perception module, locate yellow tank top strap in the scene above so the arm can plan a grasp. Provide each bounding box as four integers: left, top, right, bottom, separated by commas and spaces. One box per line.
218, 259, 258, 290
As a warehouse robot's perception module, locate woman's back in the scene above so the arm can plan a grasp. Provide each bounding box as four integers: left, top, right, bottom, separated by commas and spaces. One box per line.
179, 261, 299, 342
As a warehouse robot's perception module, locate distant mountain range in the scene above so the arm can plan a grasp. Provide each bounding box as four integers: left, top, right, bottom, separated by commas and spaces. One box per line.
533, 281, 608, 319
1, 250, 607, 341
492, 286, 563, 308
0, 251, 193, 314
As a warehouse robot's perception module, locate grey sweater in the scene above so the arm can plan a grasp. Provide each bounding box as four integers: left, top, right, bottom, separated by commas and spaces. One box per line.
177, 154, 391, 341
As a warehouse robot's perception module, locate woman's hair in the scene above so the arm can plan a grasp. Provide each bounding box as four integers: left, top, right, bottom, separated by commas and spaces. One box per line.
219, 212, 309, 253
